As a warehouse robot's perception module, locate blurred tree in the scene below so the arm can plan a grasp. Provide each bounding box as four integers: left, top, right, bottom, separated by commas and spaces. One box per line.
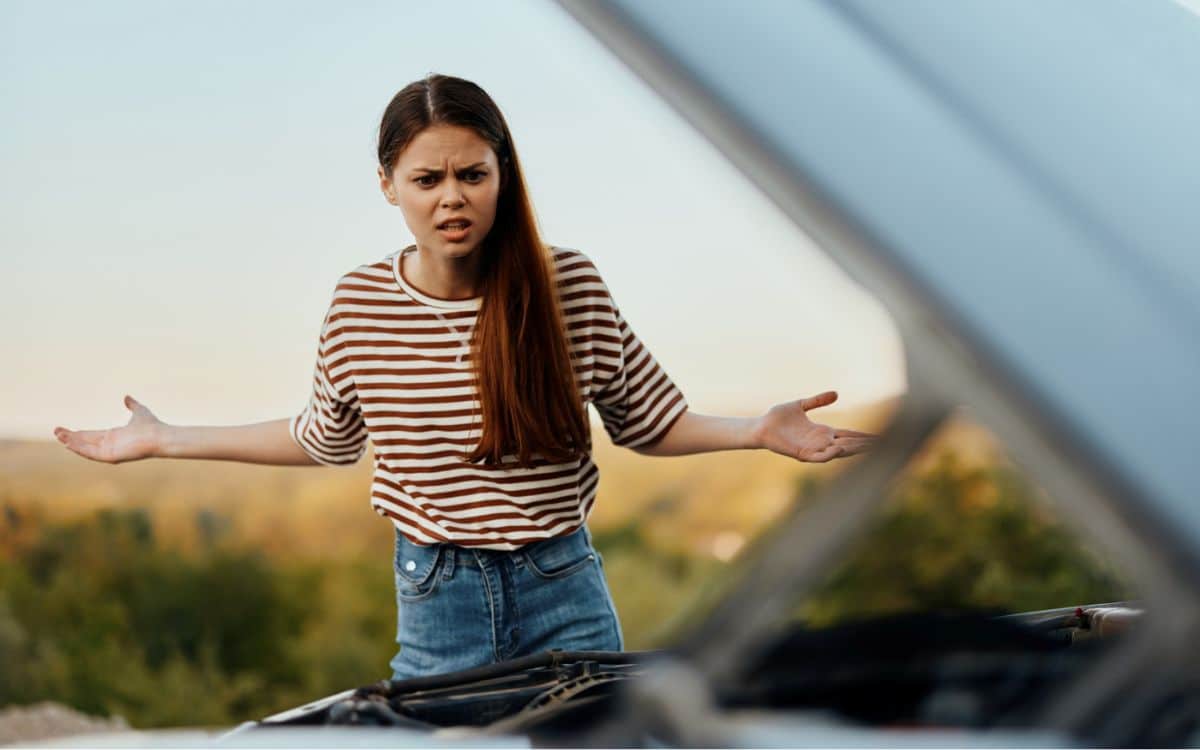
0, 509, 361, 726
0, 445, 1135, 727
797, 451, 1130, 626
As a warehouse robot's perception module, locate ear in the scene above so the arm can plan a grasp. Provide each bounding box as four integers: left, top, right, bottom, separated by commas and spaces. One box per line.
378, 165, 397, 205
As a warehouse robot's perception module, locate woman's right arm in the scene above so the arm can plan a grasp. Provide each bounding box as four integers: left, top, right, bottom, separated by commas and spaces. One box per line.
54, 395, 321, 466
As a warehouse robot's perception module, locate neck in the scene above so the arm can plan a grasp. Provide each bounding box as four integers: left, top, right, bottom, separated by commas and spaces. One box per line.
406, 244, 483, 300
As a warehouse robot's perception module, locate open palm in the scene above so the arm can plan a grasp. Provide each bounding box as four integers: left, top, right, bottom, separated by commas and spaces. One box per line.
54, 395, 164, 464
758, 390, 879, 463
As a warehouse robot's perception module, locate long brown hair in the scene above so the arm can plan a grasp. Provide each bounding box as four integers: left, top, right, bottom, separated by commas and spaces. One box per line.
377, 74, 589, 468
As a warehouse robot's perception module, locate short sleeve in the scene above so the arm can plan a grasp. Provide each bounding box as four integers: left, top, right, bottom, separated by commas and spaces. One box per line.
588, 263, 689, 449
290, 286, 369, 466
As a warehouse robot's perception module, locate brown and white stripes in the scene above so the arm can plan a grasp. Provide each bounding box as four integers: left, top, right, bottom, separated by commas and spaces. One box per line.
290, 246, 689, 551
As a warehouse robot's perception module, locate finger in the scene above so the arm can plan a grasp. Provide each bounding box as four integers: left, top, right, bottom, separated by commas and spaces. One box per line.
835, 432, 873, 444
800, 390, 838, 412
65, 430, 105, 460
55, 429, 86, 456
833, 428, 878, 439
83, 429, 108, 445
833, 435, 875, 447
833, 437, 876, 455
125, 394, 152, 417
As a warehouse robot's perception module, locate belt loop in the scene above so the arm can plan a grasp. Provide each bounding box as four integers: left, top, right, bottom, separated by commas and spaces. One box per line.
442, 544, 456, 580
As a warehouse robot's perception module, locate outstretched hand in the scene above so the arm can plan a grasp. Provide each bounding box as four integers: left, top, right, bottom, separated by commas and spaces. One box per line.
756, 390, 880, 463
53, 395, 165, 464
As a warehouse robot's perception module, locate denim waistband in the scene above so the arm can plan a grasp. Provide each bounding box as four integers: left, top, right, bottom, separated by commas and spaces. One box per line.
446, 543, 517, 569
455, 523, 589, 566
394, 523, 592, 579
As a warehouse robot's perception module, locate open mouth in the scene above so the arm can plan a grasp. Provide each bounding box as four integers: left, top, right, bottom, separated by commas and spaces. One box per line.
437, 220, 472, 231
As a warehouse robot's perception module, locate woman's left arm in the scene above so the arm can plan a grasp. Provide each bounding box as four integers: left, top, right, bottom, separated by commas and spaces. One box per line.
633, 390, 879, 463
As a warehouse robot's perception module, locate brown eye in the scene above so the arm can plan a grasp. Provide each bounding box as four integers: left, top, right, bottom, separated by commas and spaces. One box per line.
415, 175, 436, 186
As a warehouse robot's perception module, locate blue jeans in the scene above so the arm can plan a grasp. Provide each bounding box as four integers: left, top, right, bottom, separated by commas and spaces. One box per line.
388, 523, 625, 681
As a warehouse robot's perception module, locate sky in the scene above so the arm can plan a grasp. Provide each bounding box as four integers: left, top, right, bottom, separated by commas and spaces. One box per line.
1, 0, 906, 441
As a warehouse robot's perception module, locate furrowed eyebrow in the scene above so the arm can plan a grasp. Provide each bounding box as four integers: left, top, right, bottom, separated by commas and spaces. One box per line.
412, 162, 488, 174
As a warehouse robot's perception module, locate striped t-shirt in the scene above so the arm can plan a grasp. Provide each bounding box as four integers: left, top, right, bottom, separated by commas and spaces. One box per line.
290, 245, 689, 551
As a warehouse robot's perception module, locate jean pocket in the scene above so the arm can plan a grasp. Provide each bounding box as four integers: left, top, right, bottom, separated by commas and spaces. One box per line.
522, 525, 596, 580
394, 531, 444, 601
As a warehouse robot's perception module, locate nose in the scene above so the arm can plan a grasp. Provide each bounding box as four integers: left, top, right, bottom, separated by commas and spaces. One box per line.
439, 176, 465, 208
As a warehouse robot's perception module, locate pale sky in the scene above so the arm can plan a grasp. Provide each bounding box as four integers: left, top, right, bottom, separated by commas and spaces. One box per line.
2, 0, 906, 440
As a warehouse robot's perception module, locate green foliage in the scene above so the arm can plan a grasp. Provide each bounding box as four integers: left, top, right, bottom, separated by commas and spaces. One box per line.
0, 508, 394, 727
593, 518, 727, 648
797, 451, 1131, 626
0, 451, 1135, 727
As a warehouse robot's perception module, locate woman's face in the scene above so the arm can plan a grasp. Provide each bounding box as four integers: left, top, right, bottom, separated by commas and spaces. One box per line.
378, 124, 502, 260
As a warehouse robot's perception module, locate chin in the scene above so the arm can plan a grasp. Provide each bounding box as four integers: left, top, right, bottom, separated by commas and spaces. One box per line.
433, 237, 486, 256
415, 231, 491, 258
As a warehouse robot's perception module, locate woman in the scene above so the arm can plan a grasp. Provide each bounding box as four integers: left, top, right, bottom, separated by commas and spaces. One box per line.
53, 73, 879, 680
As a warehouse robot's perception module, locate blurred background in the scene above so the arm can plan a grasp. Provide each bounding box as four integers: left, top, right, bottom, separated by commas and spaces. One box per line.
1, 0, 1126, 734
